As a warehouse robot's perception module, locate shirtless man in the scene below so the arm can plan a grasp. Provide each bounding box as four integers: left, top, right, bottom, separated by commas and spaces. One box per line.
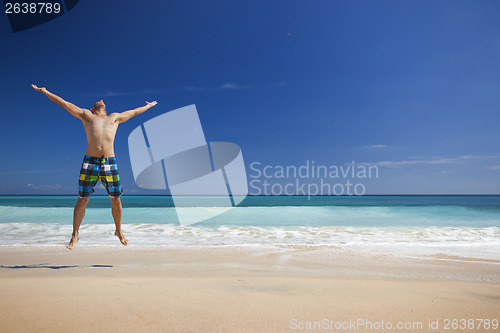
32, 84, 157, 250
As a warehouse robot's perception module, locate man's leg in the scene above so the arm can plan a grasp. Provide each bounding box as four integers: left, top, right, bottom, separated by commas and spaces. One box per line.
67, 197, 90, 250
109, 196, 128, 246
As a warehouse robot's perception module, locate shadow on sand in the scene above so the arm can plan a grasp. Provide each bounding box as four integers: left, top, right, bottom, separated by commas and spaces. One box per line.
0, 263, 113, 270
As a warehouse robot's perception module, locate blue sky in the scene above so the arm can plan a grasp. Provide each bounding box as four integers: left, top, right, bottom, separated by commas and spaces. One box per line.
0, 0, 499, 195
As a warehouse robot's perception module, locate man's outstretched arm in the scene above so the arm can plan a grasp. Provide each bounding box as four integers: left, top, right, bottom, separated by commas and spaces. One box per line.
31, 84, 88, 119
116, 101, 158, 123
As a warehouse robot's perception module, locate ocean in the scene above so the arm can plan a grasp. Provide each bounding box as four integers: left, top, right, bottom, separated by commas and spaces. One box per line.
0, 195, 499, 261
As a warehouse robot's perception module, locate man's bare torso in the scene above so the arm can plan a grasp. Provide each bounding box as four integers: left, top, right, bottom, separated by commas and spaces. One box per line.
31, 84, 157, 160
81, 112, 119, 158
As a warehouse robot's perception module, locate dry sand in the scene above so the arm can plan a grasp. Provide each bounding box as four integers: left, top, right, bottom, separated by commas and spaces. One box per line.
1, 246, 499, 332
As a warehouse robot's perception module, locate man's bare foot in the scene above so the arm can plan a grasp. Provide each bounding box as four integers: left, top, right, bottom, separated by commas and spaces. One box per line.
66, 235, 78, 250
114, 230, 128, 246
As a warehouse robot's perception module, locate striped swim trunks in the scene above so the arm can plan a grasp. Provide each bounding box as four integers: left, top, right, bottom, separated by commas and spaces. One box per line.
78, 155, 123, 198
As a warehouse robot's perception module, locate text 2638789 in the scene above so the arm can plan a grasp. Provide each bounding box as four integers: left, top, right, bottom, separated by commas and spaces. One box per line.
5, 2, 61, 14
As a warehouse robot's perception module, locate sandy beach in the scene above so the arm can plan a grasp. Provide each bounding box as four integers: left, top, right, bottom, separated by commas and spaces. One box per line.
1, 246, 499, 333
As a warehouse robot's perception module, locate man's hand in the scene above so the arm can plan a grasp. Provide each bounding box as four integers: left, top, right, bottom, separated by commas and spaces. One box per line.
31, 84, 86, 119
31, 84, 47, 93
116, 101, 158, 123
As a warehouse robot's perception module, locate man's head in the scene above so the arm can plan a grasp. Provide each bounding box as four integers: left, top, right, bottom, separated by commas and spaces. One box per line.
91, 100, 106, 114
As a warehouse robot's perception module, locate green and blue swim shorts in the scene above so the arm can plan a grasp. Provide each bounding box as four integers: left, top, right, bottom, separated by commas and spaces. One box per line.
78, 155, 123, 198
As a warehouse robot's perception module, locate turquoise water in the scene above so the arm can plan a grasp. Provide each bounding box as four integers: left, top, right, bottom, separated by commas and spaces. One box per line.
2, 194, 500, 209
0, 195, 499, 260
0, 195, 498, 227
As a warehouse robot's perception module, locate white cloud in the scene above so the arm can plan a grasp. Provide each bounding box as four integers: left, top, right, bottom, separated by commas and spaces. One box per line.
219, 82, 255, 90
181, 81, 286, 92
364, 144, 387, 149
371, 154, 500, 168
220, 83, 241, 90
376, 158, 455, 167
486, 165, 500, 171
79, 81, 286, 97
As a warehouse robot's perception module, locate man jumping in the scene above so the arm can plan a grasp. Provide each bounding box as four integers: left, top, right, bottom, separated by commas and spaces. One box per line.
32, 84, 157, 250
